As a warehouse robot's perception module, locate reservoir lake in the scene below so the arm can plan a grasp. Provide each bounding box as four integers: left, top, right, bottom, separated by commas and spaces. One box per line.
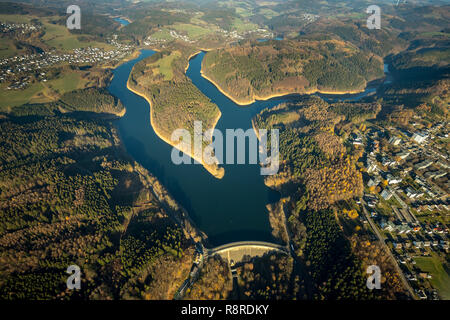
108, 49, 382, 246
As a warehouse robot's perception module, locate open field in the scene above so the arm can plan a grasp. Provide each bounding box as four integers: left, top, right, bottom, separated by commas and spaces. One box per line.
232, 18, 259, 32
45, 72, 82, 93
41, 19, 114, 50
172, 23, 214, 40
0, 14, 32, 23
0, 72, 87, 110
0, 14, 114, 51
0, 82, 44, 111
0, 11, 119, 111
0, 39, 18, 59
149, 29, 173, 40
218, 1, 253, 18
149, 51, 181, 81
414, 255, 450, 300
257, 8, 281, 19
419, 32, 450, 38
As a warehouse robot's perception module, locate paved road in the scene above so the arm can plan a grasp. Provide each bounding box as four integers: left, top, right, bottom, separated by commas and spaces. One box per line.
361, 199, 417, 299
173, 244, 204, 300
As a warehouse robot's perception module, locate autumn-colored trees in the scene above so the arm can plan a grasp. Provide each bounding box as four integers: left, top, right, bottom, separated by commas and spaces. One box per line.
203, 39, 384, 103
235, 253, 296, 300
350, 235, 408, 299
304, 157, 363, 211
253, 95, 394, 299
185, 256, 233, 300
303, 209, 373, 300
254, 97, 365, 209
0, 109, 193, 300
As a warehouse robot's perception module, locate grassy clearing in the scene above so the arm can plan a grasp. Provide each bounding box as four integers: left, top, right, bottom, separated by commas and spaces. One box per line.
414, 254, 450, 299
0, 39, 18, 59
232, 18, 258, 32
218, 1, 253, 17
419, 32, 450, 38
0, 14, 32, 23
257, 8, 280, 19
0, 14, 113, 51
45, 72, 82, 94
42, 20, 113, 50
0, 14, 113, 111
42, 20, 85, 49
148, 51, 181, 81
172, 23, 213, 39
235, 7, 253, 18
0, 72, 85, 110
0, 82, 44, 110
256, 1, 278, 5
190, 17, 209, 26
149, 29, 173, 40
415, 48, 450, 65
274, 111, 301, 125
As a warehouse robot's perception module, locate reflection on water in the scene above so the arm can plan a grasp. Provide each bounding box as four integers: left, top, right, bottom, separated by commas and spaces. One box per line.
110, 50, 283, 246
114, 18, 130, 26
109, 50, 383, 246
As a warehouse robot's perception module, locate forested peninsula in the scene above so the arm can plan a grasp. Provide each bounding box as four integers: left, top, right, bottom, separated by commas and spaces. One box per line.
127, 45, 224, 178
202, 39, 384, 105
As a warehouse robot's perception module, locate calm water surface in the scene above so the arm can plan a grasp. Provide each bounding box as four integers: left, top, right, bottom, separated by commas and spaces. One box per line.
114, 18, 130, 26
108, 50, 383, 246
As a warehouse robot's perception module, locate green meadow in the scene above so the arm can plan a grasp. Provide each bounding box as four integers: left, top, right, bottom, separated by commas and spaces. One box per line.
414, 254, 450, 300
172, 23, 213, 40
0, 83, 44, 111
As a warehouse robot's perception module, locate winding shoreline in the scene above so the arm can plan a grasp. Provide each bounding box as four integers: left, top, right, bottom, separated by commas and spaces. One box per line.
126, 80, 224, 179
114, 107, 127, 117
185, 50, 208, 73
124, 49, 371, 180
200, 68, 368, 106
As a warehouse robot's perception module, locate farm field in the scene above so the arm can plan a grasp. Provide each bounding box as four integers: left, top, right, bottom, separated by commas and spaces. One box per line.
41, 20, 114, 50
149, 51, 181, 81
414, 254, 450, 300
172, 23, 214, 39
0, 14, 114, 51
0, 39, 19, 59
0, 72, 86, 110
0, 82, 44, 111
